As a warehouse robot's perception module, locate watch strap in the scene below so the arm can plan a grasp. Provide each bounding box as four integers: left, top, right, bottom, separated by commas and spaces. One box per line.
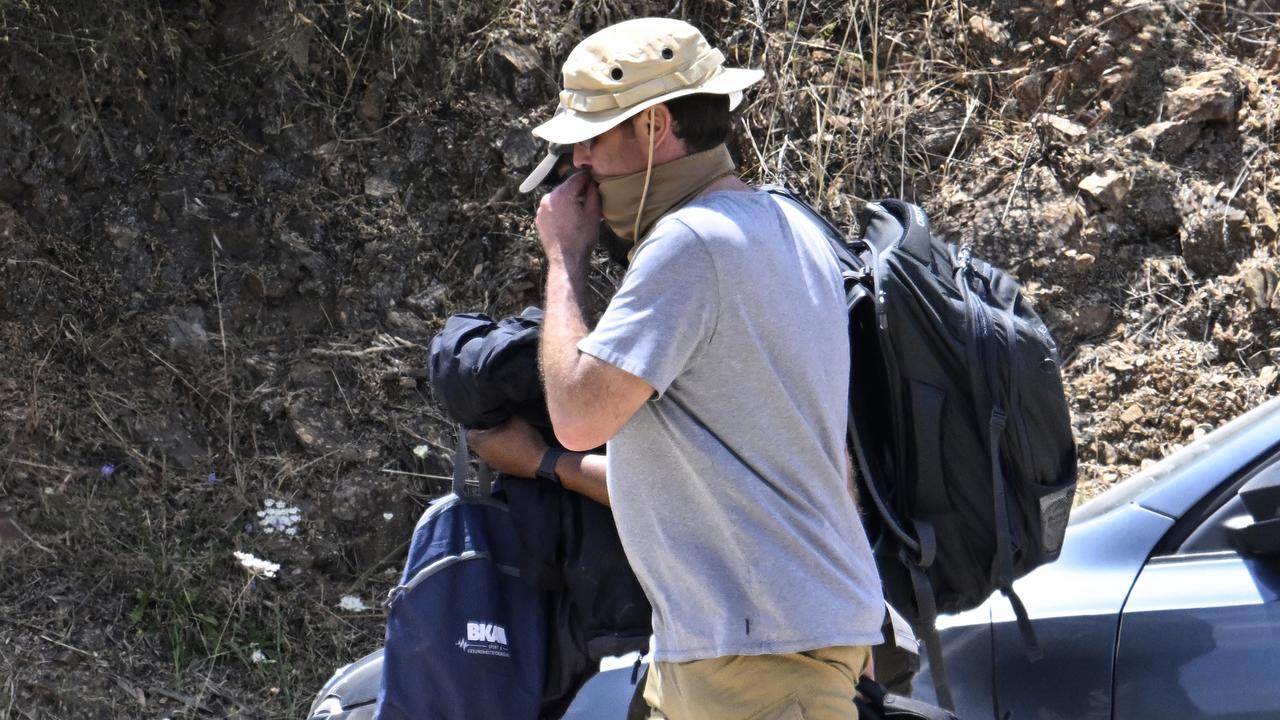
536, 446, 566, 486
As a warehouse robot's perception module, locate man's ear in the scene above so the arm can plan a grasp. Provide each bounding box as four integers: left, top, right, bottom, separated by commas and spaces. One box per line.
636, 103, 675, 147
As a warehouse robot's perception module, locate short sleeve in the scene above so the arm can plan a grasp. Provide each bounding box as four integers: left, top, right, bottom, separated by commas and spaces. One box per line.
577, 219, 719, 397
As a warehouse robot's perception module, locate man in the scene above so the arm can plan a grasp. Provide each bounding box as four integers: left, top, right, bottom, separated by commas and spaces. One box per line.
472, 18, 884, 719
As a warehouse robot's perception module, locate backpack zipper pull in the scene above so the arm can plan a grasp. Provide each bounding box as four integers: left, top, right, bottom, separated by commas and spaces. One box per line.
843, 267, 873, 287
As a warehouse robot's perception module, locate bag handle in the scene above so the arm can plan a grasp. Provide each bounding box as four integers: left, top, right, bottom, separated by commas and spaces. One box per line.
451, 425, 492, 497
855, 676, 959, 719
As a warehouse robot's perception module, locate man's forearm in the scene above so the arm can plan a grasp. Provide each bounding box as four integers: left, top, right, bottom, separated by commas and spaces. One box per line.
556, 451, 610, 507
540, 254, 594, 432
534, 175, 655, 449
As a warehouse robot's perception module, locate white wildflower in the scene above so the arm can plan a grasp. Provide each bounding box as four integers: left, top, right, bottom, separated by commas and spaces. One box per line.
382, 512, 394, 521
256, 499, 302, 535
234, 550, 280, 579
250, 649, 268, 664
412, 444, 431, 459
338, 595, 370, 612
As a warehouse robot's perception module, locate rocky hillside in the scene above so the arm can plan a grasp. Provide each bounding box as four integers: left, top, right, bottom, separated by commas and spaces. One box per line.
1, 1, 1277, 717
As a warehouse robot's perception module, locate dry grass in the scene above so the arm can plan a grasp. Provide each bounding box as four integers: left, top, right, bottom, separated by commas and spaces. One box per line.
2, 1, 1280, 718
719, 0, 1014, 233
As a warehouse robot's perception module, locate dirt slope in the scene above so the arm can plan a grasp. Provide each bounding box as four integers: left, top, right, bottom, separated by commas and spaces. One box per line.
1, 1, 1277, 717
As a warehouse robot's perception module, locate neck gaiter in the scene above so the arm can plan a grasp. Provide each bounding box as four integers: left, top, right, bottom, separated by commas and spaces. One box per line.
597, 143, 736, 250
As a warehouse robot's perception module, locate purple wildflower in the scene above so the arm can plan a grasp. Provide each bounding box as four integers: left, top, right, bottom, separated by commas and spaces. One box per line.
100, 464, 116, 477
206, 472, 219, 484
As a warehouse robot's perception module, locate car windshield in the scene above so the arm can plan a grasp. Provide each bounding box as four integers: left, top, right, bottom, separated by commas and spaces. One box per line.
1072, 396, 1280, 524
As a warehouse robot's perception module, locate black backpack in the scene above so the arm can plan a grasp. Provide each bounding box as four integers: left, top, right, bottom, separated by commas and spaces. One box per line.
768, 189, 1078, 709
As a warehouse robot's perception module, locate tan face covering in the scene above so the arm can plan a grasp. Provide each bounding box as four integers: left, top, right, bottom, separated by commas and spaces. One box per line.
597, 142, 736, 250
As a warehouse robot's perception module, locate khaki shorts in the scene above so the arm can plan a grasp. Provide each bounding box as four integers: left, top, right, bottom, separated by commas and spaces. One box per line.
642, 645, 872, 720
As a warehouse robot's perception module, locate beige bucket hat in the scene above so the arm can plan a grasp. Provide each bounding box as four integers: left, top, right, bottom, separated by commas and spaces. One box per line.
519, 18, 763, 192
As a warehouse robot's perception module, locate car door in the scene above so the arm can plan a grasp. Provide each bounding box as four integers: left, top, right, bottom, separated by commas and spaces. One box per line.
1113, 454, 1280, 719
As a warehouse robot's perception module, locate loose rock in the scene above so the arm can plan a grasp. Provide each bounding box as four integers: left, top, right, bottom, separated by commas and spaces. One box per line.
1120, 404, 1144, 424
357, 81, 385, 126
1011, 72, 1045, 116
1079, 171, 1131, 210
384, 308, 429, 338
1179, 201, 1247, 277
500, 128, 541, 171
1036, 113, 1089, 143
491, 43, 546, 105
1165, 68, 1243, 124
1131, 120, 1200, 159
1252, 194, 1279, 242
1242, 266, 1278, 311
1259, 365, 1278, 391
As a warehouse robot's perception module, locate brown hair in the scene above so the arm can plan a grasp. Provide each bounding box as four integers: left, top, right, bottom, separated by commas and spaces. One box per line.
665, 93, 731, 153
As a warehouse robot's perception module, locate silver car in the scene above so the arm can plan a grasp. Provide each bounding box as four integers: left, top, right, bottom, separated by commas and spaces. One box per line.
310, 396, 1280, 719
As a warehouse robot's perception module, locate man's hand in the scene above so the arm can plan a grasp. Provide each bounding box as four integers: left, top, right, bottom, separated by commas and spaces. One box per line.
534, 167, 649, 451
467, 416, 548, 479
535, 170, 601, 265
468, 416, 613, 507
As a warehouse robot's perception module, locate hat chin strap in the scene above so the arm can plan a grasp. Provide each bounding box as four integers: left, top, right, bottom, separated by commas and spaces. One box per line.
633, 107, 656, 244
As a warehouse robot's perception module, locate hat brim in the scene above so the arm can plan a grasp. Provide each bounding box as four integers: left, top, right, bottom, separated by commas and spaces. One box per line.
518, 148, 565, 193
531, 67, 764, 146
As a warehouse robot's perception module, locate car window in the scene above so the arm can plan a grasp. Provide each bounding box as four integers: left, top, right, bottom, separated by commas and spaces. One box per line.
1175, 454, 1280, 555
1177, 493, 1250, 554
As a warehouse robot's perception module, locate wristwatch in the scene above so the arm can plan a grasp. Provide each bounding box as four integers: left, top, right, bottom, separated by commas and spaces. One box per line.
536, 446, 566, 486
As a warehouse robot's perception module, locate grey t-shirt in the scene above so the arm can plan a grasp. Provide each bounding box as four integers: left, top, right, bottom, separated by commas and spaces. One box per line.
578, 189, 884, 662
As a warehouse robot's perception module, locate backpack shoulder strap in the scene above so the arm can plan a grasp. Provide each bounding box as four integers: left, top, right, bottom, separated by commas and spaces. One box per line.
761, 185, 849, 244
452, 425, 492, 497
857, 199, 934, 261
761, 185, 873, 293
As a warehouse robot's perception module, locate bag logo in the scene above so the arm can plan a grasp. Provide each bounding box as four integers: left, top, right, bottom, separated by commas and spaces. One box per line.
456, 621, 510, 657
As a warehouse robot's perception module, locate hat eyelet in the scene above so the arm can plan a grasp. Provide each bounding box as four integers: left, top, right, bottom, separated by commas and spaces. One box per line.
610, 67, 624, 81
661, 47, 674, 60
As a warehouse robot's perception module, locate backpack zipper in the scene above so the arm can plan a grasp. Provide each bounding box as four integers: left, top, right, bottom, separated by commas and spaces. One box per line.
385, 550, 522, 609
